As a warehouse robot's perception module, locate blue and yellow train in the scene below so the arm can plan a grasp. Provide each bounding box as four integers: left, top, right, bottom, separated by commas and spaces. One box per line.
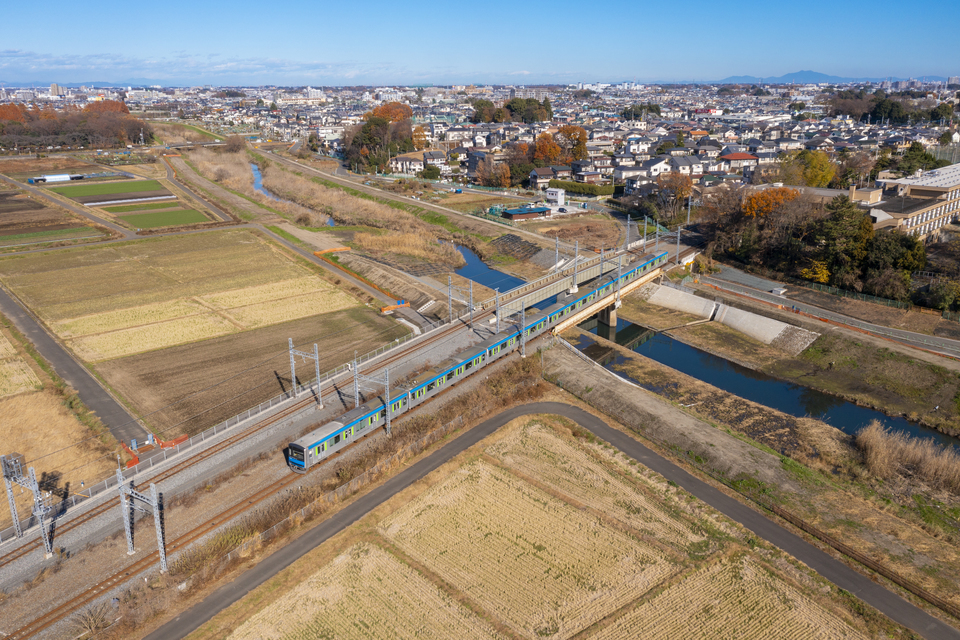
287, 250, 669, 472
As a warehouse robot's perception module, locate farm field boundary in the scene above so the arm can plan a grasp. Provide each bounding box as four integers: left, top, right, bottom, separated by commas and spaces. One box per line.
0, 314, 435, 546
49, 180, 165, 198
142, 401, 960, 640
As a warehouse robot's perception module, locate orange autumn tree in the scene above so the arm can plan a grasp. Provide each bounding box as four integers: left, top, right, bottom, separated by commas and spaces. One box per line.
743, 187, 800, 217
0, 104, 28, 123
82, 100, 130, 115
367, 102, 412, 123
534, 133, 561, 165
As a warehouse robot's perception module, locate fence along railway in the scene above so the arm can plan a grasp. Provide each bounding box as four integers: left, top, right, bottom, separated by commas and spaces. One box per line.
0, 240, 682, 638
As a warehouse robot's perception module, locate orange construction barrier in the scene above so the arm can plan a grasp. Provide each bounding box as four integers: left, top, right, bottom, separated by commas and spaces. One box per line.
380, 300, 410, 313
314, 248, 350, 255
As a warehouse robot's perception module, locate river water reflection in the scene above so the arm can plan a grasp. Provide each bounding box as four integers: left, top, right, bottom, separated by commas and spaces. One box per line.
576, 316, 959, 449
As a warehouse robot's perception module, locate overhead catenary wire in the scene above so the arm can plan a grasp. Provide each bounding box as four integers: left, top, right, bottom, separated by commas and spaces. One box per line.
21, 320, 411, 466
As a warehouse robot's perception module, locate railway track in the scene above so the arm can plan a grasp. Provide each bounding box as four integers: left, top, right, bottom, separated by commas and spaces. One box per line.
1, 249, 663, 637
2, 465, 307, 640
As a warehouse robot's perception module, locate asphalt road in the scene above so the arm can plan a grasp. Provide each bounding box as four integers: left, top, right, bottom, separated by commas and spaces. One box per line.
145, 402, 960, 640
0, 286, 148, 445
702, 271, 960, 359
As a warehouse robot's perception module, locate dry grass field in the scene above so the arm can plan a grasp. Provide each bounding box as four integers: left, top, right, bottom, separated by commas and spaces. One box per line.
487, 421, 711, 550
592, 556, 868, 640
201, 415, 901, 640
228, 543, 506, 640
380, 461, 676, 638
0, 391, 116, 530
0, 321, 116, 530
0, 228, 404, 434
0, 229, 350, 346
0, 332, 40, 396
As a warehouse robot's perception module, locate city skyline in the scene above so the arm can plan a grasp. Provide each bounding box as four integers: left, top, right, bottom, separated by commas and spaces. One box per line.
2, 0, 958, 86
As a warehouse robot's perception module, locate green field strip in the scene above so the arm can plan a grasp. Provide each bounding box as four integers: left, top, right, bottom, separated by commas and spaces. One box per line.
102, 201, 182, 213
50, 180, 165, 197
117, 209, 208, 228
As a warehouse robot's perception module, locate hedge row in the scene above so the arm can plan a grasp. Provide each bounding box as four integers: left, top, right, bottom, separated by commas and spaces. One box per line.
547, 179, 615, 196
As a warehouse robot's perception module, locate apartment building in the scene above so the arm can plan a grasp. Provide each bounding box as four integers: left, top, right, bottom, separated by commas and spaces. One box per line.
872, 163, 960, 241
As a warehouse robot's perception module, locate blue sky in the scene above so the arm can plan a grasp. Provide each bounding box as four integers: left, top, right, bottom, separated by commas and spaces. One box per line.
2, 0, 958, 86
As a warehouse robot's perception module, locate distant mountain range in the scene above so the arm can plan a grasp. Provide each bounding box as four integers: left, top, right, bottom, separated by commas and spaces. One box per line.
715, 70, 948, 85
0, 70, 951, 89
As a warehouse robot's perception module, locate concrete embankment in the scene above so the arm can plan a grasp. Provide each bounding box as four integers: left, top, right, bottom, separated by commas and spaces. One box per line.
643, 284, 818, 356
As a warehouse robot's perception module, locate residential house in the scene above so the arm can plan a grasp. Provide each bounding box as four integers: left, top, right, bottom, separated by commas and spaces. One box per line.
529, 167, 555, 189
389, 155, 424, 175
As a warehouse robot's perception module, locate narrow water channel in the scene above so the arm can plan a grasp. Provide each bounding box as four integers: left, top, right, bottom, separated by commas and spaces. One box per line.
576, 315, 960, 449
250, 163, 334, 226
453, 245, 526, 293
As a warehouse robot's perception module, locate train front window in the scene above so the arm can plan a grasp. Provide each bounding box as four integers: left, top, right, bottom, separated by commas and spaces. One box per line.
289, 446, 305, 463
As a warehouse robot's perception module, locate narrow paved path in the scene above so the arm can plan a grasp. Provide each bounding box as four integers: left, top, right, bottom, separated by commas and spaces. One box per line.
162, 159, 232, 222
145, 402, 960, 640
0, 287, 147, 445
702, 272, 960, 359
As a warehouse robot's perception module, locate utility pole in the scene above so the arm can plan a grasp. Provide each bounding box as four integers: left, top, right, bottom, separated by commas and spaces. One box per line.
676, 227, 682, 265
570, 240, 579, 293
495, 288, 500, 333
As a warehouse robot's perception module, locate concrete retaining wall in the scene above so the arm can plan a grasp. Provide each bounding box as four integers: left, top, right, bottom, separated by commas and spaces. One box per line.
644, 285, 819, 355
647, 285, 717, 319
714, 304, 786, 344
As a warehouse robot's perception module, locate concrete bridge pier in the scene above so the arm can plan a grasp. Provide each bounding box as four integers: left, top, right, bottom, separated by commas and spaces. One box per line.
598, 304, 617, 328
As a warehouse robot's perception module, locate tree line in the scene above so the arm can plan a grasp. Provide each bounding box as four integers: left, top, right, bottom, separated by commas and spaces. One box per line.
469, 97, 552, 124
702, 189, 925, 301
0, 100, 152, 149
829, 88, 956, 124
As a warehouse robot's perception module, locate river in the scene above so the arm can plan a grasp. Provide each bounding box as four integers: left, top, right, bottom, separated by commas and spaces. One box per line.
250, 163, 334, 226
575, 315, 960, 449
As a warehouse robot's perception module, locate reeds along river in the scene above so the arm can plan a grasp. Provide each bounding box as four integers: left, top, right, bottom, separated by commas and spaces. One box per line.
575, 315, 960, 451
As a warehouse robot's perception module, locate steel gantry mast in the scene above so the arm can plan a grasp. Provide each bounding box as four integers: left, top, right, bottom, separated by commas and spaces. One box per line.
448, 276, 474, 327
1, 453, 53, 557
352, 356, 393, 435
116, 467, 168, 572
288, 338, 322, 406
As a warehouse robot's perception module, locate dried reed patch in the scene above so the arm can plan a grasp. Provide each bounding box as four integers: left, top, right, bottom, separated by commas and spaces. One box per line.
487, 420, 707, 547
380, 462, 674, 638
227, 543, 505, 640
0, 358, 42, 396
857, 421, 960, 493
354, 232, 465, 267
228, 291, 358, 329
593, 556, 867, 639
0, 391, 115, 529
52, 299, 205, 338
69, 313, 237, 361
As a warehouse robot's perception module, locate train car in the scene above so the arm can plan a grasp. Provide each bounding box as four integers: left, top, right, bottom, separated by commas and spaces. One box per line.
286, 249, 668, 472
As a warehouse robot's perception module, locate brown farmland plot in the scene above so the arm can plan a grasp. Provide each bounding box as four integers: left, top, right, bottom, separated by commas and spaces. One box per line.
593, 555, 868, 640
95, 306, 407, 435
227, 543, 506, 640
380, 461, 676, 638
193, 416, 908, 640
